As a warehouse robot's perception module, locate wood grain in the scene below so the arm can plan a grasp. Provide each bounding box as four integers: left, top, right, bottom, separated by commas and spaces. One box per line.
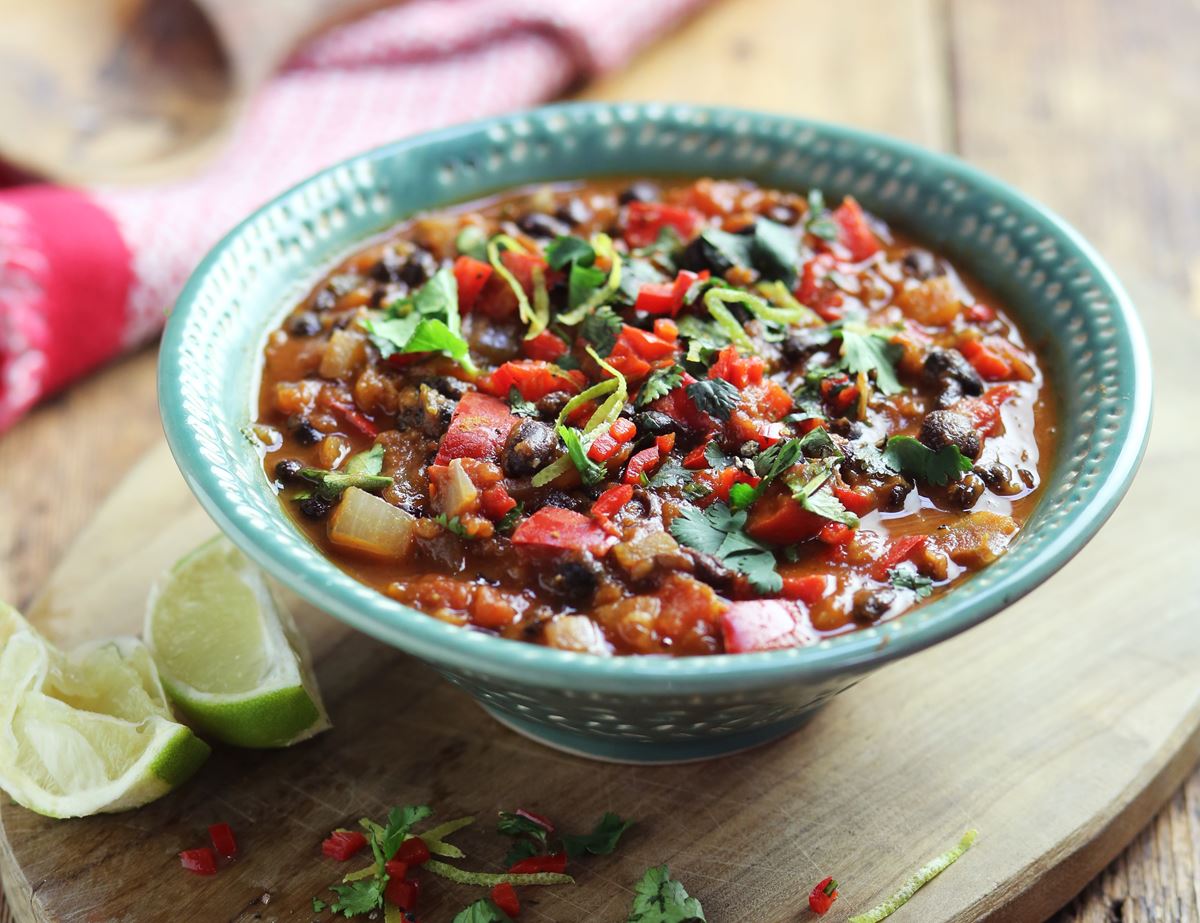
1, 0, 1198, 919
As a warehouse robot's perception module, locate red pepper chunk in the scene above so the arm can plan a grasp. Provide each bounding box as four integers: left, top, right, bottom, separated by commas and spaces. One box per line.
322, 830, 368, 861
179, 847, 217, 876
960, 339, 1014, 381
797, 254, 845, 322
491, 883, 521, 918
434, 392, 518, 466
834, 485, 875, 517
329, 401, 379, 438
508, 852, 567, 875
384, 859, 408, 879
620, 324, 678, 361
623, 202, 703, 248
833, 196, 880, 262
512, 507, 617, 557
522, 330, 569, 362
818, 521, 854, 545
721, 600, 813, 653
809, 876, 840, 914
481, 485, 518, 521
385, 876, 420, 912
453, 255, 493, 314
394, 837, 431, 865
208, 822, 237, 859
871, 535, 927, 581
623, 446, 662, 484
781, 574, 829, 605
486, 360, 584, 403
709, 345, 764, 389
592, 484, 634, 518
653, 318, 679, 340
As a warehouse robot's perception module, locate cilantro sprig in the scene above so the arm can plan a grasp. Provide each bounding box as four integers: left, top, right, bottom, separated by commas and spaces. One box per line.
638, 363, 685, 406
298, 445, 392, 500
362, 266, 476, 373
685, 378, 740, 421
889, 563, 934, 598
832, 321, 904, 395
627, 865, 707, 922
669, 502, 781, 594
881, 435, 973, 486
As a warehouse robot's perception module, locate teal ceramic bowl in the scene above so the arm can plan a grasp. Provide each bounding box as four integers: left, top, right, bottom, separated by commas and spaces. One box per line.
160, 103, 1150, 763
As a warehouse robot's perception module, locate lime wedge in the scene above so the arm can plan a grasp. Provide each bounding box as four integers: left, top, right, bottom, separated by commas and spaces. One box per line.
0, 604, 210, 818
145, 536, 330, 748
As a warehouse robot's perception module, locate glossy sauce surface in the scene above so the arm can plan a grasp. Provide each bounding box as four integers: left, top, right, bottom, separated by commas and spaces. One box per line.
254, 178, 1055, 656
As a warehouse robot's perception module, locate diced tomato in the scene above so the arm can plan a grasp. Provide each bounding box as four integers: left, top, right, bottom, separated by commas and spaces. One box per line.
620, 324, 678, 361
761, 381, 794, 420
797, 254, 845, 322
953, 384, 1016, 438
485, 360, 585, 403
781, 574, 830, 605
508, 852, 567, 875
521, 330, 569, 362
434, 391, 518, 466
871, 535, 927, 580
653, 318, 679, 341
322, 830, 368, 862
587, 431, 622, 463
384, 859, 409, 879
818, 521, 854, 545
960, 339, 1013, 381
179, 847, 217, 876
623, 202, 703, 248
512, 507, 618, 557
480, 485, 518, 521
683, 440, 712, 469
385, 876, 420, 912
453, 255, 493, 313
605, 341, 653, 381
395, 837, 431, 865
721, 600, 811, 653
329, 401, 378, 438
834, 485, 875, 517
746, 492, 826, 544
708, 345, 763, 389
623, 446, 662, 484
698, 466, 761, 504
833, 196, 881, 262
728, 409, 783, 450
819, 373, 859, 415
633, 269, 706, 317
655, 433, 676, 454
491, 882, 521, 918
591, 484, 634, 518
610, 418, 637, 443
208, 823, 237, 859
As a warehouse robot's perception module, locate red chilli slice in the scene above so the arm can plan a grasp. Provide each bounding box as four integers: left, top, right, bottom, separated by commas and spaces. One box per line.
208, 823, 237, 859
321, 830, 368, 861
179, 847, 217, 876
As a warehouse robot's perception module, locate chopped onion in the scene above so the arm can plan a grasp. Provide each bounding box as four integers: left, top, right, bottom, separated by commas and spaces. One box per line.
544, 616, 612, 655
441, 458, 479, 517
328, 487, 415, 559
319, 328, 366, 380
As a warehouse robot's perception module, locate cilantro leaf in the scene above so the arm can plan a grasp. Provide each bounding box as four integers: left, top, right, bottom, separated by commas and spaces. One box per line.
676, 315, 731, 365
558, 425, 606, 485
693, 228, 753, 276
434, 513, 471, 538
805, 189, 840, 243
797, 427, 841, 459
569, 262, 608, 310
632, 226, 685, 269
312, 898, 327, 913
563, 812, 633, 859
496, 501, 524, 534
835, 323, 903, 395
890, 562, 934, 598
881, 435, 973, 486
508, 386, 538, 418
787, 462, 859, 527
685, 379, 740, 421
329, 878, 385, 917
648, 458, 694, 490
546, 235, 595, 270
298, 466, 393, 500
453, 899, 511, 923
627, 865, 706, 923
669, 503, 781, 593
638, 364, 684, 406
497, 812, 550, 848
363, 268, 474, 370
749, 218, 800, 286
703, 440, 735, 469
579, 306, 623, 358
381, 804, 432, 862
344, 443, 385, 477
726, 438, 806, 511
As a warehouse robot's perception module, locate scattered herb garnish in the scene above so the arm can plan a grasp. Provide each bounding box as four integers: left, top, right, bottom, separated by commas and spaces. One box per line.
344, 444, 385, 477
833, 322, 904, 395
563, 812, 634, 859
648, 457, 695, 490
880, 435, 973, 486
496, 501, 524, 534
435, 514, 471, 538
362, 266, 476, 373
787, 462, 859, 527
670, 502, 781, 594
453, 900, 511, 923
638, 363, 685, 406
558, 425, 607, 486
889, 563, 934, 598
507, 386, 538, 417
685, 378, 740, 421
847, 829, 978, 923
805, 189, 840, 243
545, 235, 595, 271
727, 438, 805, 510
297, 465, 393, 501
627, 865, 706, 922
579, 305, 624, 357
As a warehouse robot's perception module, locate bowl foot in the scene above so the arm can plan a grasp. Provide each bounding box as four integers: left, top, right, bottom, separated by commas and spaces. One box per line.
478, 703, 817, 765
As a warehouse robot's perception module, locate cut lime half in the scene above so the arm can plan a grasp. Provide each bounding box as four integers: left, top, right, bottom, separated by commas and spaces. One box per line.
0, 604, 210, 818
145, 536, 330, 748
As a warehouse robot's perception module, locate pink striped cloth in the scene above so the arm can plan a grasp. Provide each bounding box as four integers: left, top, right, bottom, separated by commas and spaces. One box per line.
0, 0, 704, 432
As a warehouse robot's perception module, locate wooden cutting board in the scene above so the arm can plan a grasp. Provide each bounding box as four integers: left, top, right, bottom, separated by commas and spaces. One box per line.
0, 419, 1196, 923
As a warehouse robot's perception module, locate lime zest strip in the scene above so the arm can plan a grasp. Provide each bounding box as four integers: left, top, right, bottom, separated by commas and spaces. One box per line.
755, 280, 822, 326
847, 829, 978, 923
419, 815, 476, 859
425, 859, 574, 887
703, 289, 758, 353
526, 265, 551, 340
487, 235, 536, 332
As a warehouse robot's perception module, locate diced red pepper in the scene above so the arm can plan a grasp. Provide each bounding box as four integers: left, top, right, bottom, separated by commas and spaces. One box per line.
481, 485, 518, 521
959, 339, 1013, 381
385, 876, 420, 912
871, 535, 927, 581
834, 485, 875, 517
781, 574, 830, 605
620, 324, 678, 361
179, 847, 217, 876
833, 196, 881, 262
623, 446, 662, 484
653, 317, 679, 340
797, 254, 845, 322
605, 341, 653, 381
721, 600, 811, 653
322, 830, 368, 862
728, 409, 783, 450
514, 808, 556, 833
508, 852, 567, 875
809, 876, 840, 915
521, 330, 569, 362
434, 391, 519, 466
683, 439, 713, 470
708, 345, 763, 389
453, 255, 493, 314
965, 302, 996, 324
623, 202, 703, 248
329, 401, 379, 438
592, 484, 634, 518
761, 381, 794, 420
953, 384, 1016, 438
587, 431, 621, 463
384, 859, 409, 879
746, 493, 826, 544
694, 466, 760, 505
818, 521, 854, 545
491, 882, 521, 918
655, 433, 676, 454
610, 417, 637, 443
512, 507, 618, 557
394, 837, 432, 866
475, 250, 547, 319
634, 281, 680, 315
486, 360, 585, 403
208, 823, 237, 859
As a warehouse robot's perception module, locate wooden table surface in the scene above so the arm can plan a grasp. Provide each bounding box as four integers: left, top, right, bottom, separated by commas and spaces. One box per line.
1, 0, 1196, 920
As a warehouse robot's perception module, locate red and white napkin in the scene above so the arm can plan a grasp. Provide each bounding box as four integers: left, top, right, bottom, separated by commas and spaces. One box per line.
0, 0, 705, 432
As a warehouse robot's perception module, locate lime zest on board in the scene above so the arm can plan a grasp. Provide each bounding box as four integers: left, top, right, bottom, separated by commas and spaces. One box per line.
847, 829, 978, 923
425, 859, 574, 887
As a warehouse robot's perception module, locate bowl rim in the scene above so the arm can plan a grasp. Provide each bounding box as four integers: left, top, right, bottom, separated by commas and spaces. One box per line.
160, 101, 1152, 691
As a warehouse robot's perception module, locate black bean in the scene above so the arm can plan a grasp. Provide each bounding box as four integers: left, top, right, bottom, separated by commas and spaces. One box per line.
503, 418, 558, 477
923, 348, 984, 407
298, 495, 333, 519
919, 409, 982, 459
274, 459, 303, 482
976, 462, 1024, 496
399, 249, 438, 288
618, 181, 659, 205
883, 479, 912, 511
555, 198, 592, 227
535, 391, 572, 419
945, 472, 986, 509
291, 419, 322, 446
516, 212, 568, 240
852, 588, 899, 623
633, 410, 677, 436
538, 557, 600, 603
369, 248, 405, 282
287, 312, 321, 337
429, 376, 471, 399
313, 288, 337, 311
